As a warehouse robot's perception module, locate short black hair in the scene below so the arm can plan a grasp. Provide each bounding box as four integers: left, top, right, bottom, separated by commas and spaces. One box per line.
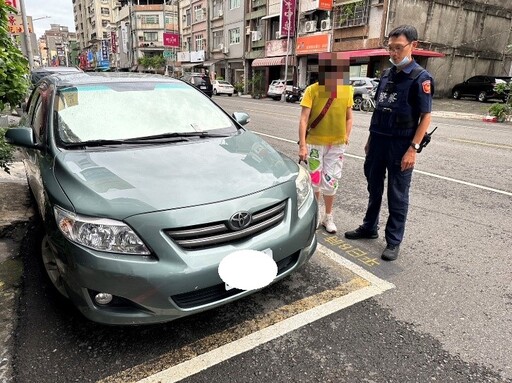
388, 25, 418, 42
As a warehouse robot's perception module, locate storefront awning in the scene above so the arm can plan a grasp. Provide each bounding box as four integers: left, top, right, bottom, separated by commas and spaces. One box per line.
341, 48, 445, 58
180, 62, 202, 68
261, 13, 280, 20
252, 56, 295, 67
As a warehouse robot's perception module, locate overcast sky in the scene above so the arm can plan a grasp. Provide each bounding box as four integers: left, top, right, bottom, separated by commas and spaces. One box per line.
25, 0, 76, 38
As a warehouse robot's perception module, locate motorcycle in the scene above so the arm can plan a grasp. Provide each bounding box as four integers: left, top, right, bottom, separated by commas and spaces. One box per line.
285, 86, 305, 103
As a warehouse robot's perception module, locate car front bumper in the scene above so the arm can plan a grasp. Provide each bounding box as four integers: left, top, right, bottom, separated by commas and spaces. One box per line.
49, 188, 317, 325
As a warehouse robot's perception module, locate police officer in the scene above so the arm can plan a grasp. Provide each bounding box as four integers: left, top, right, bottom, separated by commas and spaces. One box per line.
344, 25, 434, 261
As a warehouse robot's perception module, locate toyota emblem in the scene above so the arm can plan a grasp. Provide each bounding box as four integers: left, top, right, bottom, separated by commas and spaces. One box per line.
228, 211, 252, 231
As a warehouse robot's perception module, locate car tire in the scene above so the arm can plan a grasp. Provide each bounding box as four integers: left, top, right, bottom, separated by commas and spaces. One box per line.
213, 89, 218, 95
228, 94, 232, 97
477, 91, 487, 102
353, 96, 363, 111
41, 234, 69, 298
452, 90, 461, 99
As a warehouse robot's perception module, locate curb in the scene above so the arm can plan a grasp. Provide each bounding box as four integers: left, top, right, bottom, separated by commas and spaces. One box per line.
0, 162, 34, 383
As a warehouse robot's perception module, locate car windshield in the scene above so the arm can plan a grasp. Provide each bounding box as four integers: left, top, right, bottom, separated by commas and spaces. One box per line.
55, 82, 236, 144
219, 81, 231, 85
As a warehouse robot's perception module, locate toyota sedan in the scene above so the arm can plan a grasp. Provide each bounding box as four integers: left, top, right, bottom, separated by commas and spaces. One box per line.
6, 72, 317, 325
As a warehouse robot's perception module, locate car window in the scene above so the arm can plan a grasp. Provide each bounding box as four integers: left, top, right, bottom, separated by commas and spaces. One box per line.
32, 100, 45, 142
219, 81, 230, 85
467, 76, 482, 83
55, 82, 236, 144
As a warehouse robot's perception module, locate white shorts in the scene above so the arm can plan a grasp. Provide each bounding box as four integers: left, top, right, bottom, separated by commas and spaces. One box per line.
307, 144, 346, 196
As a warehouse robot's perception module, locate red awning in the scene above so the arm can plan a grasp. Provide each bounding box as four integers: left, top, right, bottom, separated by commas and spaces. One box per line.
341, 48, 445, 58
252, 56, 295, 67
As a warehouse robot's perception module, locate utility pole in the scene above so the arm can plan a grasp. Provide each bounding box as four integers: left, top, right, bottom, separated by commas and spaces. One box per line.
281, 0, 294, 102
19, 0, 34, 69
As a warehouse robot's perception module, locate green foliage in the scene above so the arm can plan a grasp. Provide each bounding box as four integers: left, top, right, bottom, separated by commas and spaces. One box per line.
0, 2, 30, 111
234, 81, 244, 94
215, 76, 224, 81
488, 103, 510, 122
0, 128, 15, 174
139, 55, 166, 69
248, 72, 265, 97
489, 82, 512, 122
339, 0, 363, 25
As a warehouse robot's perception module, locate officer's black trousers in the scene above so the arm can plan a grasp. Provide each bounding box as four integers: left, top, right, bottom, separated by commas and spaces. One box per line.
362, 133, 414, 246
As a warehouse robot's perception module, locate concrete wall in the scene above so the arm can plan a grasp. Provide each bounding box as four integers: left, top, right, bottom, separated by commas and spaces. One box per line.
389, 0, 512, 97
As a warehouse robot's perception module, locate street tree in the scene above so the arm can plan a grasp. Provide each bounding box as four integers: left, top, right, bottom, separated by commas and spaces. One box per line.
0, 0, 29, 112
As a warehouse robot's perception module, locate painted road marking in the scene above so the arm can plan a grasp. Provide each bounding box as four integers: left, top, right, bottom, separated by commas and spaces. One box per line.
98, 245, 394, 383
254, 132, 512, 197
448, 138, 512, 150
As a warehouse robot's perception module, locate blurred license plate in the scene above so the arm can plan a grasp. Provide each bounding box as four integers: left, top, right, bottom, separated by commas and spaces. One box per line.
224, 248, 273, 291
200, 86, 207, 89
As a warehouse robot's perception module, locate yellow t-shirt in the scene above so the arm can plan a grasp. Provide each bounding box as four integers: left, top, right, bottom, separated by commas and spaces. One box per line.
300, 83, 354, 145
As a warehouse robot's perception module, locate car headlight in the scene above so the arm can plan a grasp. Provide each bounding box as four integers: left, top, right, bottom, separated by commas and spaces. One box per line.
54, 206, 150, 255
295, 164, 312, 210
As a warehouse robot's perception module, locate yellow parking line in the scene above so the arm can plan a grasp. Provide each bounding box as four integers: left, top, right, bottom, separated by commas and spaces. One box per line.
97, 245, 394, 383
449, 138, 512, 150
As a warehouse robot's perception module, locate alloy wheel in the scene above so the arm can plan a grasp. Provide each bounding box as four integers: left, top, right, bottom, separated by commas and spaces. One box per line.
41, 235, 69, 298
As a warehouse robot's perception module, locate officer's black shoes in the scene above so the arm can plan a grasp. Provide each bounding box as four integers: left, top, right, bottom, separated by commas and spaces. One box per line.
381, 244, 400, 261
344, 226, 379, 240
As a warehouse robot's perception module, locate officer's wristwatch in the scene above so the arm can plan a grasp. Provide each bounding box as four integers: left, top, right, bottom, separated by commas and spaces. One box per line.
410, 142, 421, 152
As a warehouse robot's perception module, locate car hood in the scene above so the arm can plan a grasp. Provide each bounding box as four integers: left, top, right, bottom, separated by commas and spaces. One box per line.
54, 131, 296, 219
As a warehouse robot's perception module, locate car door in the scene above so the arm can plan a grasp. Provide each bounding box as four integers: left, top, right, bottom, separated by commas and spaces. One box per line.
24, 83, 52, 219
465, 76, 483, 96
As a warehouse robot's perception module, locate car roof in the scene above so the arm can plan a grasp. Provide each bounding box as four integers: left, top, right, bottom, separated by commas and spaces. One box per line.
40, 72, 183, 87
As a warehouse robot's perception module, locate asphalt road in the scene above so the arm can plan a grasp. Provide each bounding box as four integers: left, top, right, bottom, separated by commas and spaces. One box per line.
12, 97, 512, 383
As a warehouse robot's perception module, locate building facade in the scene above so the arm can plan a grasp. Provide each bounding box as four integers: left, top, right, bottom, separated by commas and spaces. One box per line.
67, 0, 512, 96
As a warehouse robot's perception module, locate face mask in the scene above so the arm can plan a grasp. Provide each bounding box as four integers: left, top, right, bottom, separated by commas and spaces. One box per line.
389, 56, 411, 68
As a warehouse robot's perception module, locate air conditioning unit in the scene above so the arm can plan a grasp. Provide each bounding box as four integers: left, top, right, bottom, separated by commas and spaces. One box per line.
218, 43, 224, 50
246, 26, 251, 35
223, 46, 229, 54
251, 31, 262, 41
321, 19, 331, 31
218, 9, 223, 17
305, 20, 316, 33
275, 31, 281, 39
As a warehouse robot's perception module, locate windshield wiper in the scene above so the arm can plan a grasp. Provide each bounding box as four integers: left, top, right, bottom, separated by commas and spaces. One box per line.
62, 137, 188, 148
125, 131, 231, 141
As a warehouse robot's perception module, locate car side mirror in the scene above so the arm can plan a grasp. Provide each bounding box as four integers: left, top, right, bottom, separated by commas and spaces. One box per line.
232, 112, 250, 126
5, 127, 42, 150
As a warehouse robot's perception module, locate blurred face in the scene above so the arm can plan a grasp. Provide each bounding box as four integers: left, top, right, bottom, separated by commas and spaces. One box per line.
387, 34, 417, 65
318, 53, 350, 92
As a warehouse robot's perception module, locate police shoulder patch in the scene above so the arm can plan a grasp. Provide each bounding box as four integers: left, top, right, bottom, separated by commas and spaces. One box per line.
422, 80, 431, 94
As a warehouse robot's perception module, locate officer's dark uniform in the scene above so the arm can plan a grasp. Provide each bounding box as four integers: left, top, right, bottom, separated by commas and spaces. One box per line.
362, 60, 433, 246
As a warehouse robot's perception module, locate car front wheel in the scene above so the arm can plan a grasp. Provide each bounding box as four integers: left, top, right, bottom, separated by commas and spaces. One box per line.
452, 90, 461, 99
41, 234, 69, 298
213, 89, 218, 95
353, 96, 362, 111
477, 91, 487, 102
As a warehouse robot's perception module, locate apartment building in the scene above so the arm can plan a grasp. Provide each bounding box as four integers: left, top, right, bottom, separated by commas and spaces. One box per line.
42, 24, 78, 67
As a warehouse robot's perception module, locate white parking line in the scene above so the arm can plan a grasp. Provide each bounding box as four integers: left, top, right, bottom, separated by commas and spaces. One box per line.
136, 245, 394, 383
254, 132, 512, 197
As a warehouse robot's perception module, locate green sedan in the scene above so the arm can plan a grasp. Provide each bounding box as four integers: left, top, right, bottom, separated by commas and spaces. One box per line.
6, 72, 317, 325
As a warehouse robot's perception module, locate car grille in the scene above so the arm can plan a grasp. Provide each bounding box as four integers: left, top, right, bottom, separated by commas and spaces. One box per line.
171, 251, 300, 309
165, 201, 287, 250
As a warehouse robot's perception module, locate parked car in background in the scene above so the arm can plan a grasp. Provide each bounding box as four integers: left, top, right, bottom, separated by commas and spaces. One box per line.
212, 80, 234, 96
6, 72, 317, 325
451, 75, 511, 102
30, 66, 83, 86
267, 79, 293, 100
350, 77, 379, 111
180, 72, 213, 97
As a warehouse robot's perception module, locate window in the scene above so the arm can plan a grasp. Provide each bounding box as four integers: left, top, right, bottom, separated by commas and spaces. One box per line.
229, 27, 240, 44
144, 32, 158, 42
165, 12, 178, 29
102, 32, 109, 39
102, 19, 108, 27
186, 36, 191, 50
141, 15, 159, 24
186, 9, 191, 26
213, 0, 223, 17
101, 7, 110, 16
213, 30, 223, 49
333, 0, 369, 29
229, 0, 240, 9
195, 34, 204, 51
194, 5, 204, 22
